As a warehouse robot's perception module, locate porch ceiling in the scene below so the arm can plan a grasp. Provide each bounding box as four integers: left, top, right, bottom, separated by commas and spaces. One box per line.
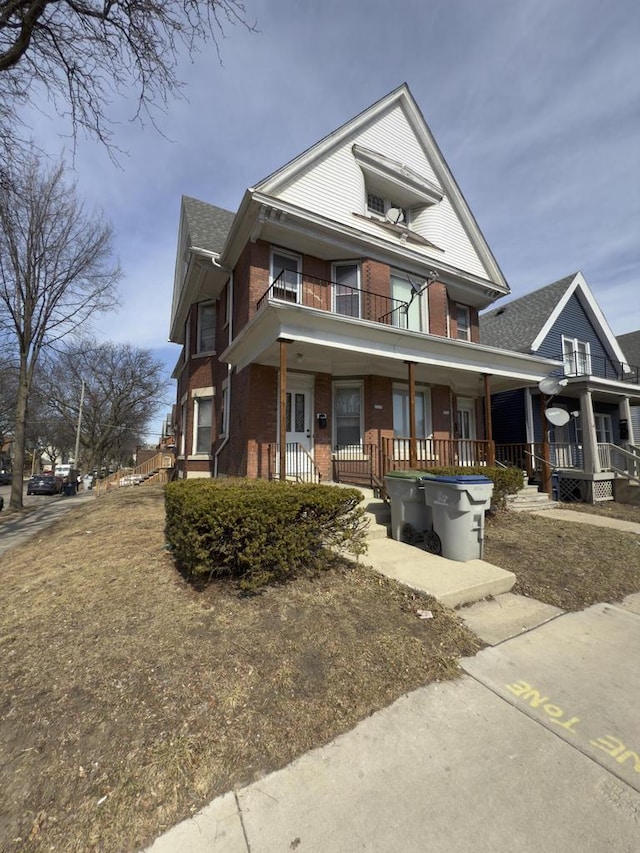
220, 300, 561, 397
559, 376, 640, 404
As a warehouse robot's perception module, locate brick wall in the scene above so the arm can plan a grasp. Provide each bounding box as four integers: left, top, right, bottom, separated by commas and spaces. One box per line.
428, 283, 448, 336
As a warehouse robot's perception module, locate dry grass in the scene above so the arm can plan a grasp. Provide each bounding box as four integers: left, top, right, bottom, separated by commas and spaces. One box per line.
0, 486, 481, 853
484, 509, 640, 610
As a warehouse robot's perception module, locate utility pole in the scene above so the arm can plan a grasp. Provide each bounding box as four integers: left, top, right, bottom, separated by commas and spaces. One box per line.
74, 380, 85, 470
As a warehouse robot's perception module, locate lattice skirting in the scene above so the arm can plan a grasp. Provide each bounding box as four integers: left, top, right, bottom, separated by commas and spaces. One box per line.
558, 475, 614, 503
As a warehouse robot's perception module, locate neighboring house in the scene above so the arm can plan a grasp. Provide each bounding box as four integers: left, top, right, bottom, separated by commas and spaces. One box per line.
480, 273, 640, 502
617, 330, 640, 442
169, 84, 559, 487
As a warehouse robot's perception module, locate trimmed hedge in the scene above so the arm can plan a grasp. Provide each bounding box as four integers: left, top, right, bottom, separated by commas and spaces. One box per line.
392, 466, 524, 510
164, 478, 367, 589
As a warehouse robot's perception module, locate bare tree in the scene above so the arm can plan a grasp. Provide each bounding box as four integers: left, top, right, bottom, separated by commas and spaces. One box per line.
0, 0, 253, 163
0, 155, 121, 508
45, 340, 169, 473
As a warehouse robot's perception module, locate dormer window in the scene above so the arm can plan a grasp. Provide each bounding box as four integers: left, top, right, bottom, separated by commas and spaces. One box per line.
367, 193, 407, 224
354, 144, 444, 212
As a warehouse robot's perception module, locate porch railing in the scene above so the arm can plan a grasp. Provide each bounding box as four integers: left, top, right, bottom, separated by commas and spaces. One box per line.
561, 351, 640, 384
267, 443, 322, 483
331, 438, 495, 493
257, 269, 410, 329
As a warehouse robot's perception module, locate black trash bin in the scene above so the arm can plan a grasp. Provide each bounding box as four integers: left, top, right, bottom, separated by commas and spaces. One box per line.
63, 481, 77, 496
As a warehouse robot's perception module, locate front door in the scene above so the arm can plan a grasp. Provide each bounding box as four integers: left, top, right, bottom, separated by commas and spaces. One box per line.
278, 375, 314, 479
456, 397, 476, 465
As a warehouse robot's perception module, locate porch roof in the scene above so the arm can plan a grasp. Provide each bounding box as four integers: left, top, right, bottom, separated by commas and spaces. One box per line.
220, 299, 561, 397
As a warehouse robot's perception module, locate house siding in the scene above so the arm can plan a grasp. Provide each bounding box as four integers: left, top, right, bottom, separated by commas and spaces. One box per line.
537, 293, 618, 378
491, 389, 527, 444
276, 103, 490, 281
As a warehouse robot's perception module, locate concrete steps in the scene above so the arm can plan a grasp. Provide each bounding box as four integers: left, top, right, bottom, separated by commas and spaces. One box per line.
351, 486, 515, 608
506, 483, 560, 512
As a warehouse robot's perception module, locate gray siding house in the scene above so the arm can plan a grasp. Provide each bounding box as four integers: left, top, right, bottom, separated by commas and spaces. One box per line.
480, 273, 640, 502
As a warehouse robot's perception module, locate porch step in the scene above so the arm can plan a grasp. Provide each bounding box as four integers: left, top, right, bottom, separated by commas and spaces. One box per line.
506, 486, 560, 512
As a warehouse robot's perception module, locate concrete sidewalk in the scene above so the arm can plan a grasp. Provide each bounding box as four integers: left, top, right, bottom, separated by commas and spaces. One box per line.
146, 499, 640, 853
0, 491, 96, 557
147, 600, 640, 853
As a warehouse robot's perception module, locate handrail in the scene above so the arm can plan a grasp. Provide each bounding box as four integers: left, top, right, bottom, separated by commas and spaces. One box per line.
257, 269, 410, 328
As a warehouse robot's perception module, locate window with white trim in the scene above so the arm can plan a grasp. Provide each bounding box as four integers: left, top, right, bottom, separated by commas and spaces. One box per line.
456, 305, 471, 341
193, 397, 213, 454
180, 402, 186, 456
219, 384, 228, 438
333, 383, 362, 448
333, 263, 360, 318
562, 336, 591, 375
393, 386, 432, 438
197, 302, 216, 353
271, 249, 301, 303
594, 413, 613, 444
390, 271, 429, 332
366, 192, 408, 225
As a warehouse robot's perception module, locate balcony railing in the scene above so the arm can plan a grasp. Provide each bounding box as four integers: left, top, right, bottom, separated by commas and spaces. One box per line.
561, 351, 640, 384
257, 270, 410, 328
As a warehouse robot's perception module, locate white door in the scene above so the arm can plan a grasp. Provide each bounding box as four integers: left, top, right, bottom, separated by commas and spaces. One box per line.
278, 376, 314, 479
456, 398, 476, 465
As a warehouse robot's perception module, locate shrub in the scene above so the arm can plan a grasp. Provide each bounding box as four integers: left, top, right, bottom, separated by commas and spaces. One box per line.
164, 478, 367, 590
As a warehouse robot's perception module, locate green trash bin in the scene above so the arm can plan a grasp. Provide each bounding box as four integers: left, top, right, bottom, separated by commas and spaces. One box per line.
384, 470, 434, 545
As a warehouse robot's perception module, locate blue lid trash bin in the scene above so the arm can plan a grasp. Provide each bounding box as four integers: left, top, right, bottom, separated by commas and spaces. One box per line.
384, 471, 434, 547
421, 474, 494, 562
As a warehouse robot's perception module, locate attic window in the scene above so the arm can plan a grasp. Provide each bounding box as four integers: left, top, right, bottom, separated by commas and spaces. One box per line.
367, 193, 407, 223
353, 143, 444, 210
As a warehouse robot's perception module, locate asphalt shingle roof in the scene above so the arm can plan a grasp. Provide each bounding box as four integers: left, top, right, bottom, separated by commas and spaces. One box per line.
479, 273, 577, 352
617, 330, 640, 368
182, 195, 235, 255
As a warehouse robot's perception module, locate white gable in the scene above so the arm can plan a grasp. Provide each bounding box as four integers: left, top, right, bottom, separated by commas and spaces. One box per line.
260, 96, 493, 282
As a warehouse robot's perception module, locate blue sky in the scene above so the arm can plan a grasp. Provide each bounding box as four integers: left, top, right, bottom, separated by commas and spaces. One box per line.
22, 0, 640, 427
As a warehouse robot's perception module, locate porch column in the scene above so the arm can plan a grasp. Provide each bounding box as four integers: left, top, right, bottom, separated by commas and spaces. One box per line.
619, 396, 635, 445
539, 393, 552, 497
580, 389, 600, 474
279, 339, 288, 481
483, 373, 495, 466
406, 361, 417, 468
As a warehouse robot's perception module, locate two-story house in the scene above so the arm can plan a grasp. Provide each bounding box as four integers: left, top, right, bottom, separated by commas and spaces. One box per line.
169, 84, 558, 488
481, 273, 640, 502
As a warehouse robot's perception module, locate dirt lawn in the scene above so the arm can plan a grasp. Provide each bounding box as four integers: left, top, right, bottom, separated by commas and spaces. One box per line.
0, 487, 481, 853
484, 506, 640, 610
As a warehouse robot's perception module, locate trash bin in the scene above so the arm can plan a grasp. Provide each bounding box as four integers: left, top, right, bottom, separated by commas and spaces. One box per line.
63, 481, 77, 496
421, 474, 494, 562
384, 471, 433, 545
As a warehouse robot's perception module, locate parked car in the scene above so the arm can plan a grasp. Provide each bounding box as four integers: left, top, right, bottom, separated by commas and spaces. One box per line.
0, 472, 11, 486
26, 474, 63, 496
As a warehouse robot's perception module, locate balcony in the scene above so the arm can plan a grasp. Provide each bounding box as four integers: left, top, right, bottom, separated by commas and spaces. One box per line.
257, 269, 411, 329
562, 351, 640, 384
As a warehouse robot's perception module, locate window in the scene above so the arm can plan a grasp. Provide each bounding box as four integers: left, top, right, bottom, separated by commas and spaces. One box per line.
366, 193, 407, 224
179, 402, 186, 456
333, 383, 362, 448
271, 249, 301, 302
194, 397, 213, 454
390, 271, 428, 332
197, 302, 216, 353
562, 336, 591, 375
594, 413, 613, 444
333, 263, 360, 318
219, 385, 228, 437
393, 386, 432, 437
456, 305, 470, 341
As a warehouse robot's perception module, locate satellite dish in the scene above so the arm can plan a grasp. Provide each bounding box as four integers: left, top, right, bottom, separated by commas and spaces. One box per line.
545, 407, 571, 427
386, 207, 404, 225
538, 376, 568, 396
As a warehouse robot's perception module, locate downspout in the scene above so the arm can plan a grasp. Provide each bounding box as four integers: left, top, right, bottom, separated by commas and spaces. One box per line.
214, 260, 233, 478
